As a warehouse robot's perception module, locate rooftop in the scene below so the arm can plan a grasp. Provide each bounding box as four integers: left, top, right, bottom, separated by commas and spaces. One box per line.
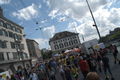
49, 31, 78, 42
26, 39, 39, 45
0, 7, 23, 29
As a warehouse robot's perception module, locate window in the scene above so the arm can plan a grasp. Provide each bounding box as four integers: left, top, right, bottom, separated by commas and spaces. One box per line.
6, 24, 11, 29
13, 26, 16, 31
74, 40, 78, 44
3, 23, 7, 28
10, 26, 14, 31
8, 31, 14, 38
6, 52, 9, 60
71, 41, 74, 45
23, 53, 28, 58
54, 45, 59, 49
10, 42, 15, 49
14, 34, 22, 40
13, 52, 18, 59
0, 29, 3, 35
0, 52, 4, 61
0, 40, 2, 48
20, 44, 24, 50
2, 41, 7, 48
54, 45, 57, 49
69, 41, 71, 45
4, 30, 8, 37
0, 40, 7, 48
15, 28, 21, 33
15, 27, 17, 32
19, 35, 22, 40
2, 30, 8, 37
64, 42, 69, 47
0, 21, 4, 26
14, 34, 18, 39
17, 29, 22, 33
59, 43, 64, 48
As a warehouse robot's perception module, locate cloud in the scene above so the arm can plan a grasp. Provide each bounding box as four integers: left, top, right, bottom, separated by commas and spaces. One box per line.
67, 6, 120, 41
67, 21, 78, 32
34, 38, 49, 49
12, 3, 38, 20
48, 9, 59, 19
0, 0, 10, 4
67, 3, 120, 40
40, 19, 47, 23
34, 26, 56, 49
38, 4, 42, 8
58, 16, 66, 22
108, 8, 120, 25
47, 0, 107, 20
42, 25, 56, 38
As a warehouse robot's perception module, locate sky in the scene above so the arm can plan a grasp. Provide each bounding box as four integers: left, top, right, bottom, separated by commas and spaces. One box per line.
0, 0, 120, 49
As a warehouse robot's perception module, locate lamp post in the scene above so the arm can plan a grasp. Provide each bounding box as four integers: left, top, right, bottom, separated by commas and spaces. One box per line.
85, 0, 101, 39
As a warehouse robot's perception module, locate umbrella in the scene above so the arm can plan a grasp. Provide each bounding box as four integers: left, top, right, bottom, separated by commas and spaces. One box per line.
64, 49, 72, 53
73, 48, 81, 52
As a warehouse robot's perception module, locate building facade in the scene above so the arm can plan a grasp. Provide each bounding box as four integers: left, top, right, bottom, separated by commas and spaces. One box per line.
0, 7, 31, 73
49, 31, 81, 52
26, 39, 42, 64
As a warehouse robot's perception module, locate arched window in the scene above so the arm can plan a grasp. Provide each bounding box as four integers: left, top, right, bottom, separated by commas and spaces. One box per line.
54, 45, 59, 49
74, 40, 78, 44
64, 42, 68, 47
59, 43, 64, 48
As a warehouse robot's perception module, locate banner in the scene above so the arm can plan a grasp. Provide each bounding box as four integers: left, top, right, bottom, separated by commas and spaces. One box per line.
0, 71, 10, 79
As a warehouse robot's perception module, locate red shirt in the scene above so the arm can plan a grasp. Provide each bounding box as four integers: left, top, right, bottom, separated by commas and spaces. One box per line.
79, 60, 89, 72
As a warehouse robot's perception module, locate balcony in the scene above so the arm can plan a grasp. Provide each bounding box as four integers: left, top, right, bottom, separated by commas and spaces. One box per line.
0, 58, 31, 65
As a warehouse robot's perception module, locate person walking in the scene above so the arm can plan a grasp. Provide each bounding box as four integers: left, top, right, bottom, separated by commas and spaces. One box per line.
29, 71, 38, 80
64, 66, 72, 80
102, 54, 114, 80
6, 76, 10, 80
59, 65, 66, 80
79, 57, 89, 79
112, 45, 120, 64
49, 68, 56, 80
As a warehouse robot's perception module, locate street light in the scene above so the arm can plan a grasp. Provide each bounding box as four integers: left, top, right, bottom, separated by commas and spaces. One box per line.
85, 0, 101, 39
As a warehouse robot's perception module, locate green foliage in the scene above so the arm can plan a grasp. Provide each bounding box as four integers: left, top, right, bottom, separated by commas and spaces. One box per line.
99, 28, 120, 42
41, 50, 53, 60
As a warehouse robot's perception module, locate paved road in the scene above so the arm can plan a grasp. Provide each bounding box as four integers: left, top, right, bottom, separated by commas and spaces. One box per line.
55, 46, 120, 80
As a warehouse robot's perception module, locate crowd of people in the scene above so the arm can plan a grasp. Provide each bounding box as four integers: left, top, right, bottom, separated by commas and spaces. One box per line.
0, 44, 120, 80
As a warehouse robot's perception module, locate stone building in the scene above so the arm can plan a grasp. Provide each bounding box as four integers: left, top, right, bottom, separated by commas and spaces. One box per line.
49, 31, 81, 52
26, 39, 42, 64
0, 7, 31, 73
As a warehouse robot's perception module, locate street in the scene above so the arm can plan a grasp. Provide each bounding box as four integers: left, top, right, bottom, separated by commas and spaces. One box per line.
55, 46, 120, 80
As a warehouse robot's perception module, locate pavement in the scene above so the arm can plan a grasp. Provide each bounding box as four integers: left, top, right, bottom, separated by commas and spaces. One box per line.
55, 46, 120, 80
